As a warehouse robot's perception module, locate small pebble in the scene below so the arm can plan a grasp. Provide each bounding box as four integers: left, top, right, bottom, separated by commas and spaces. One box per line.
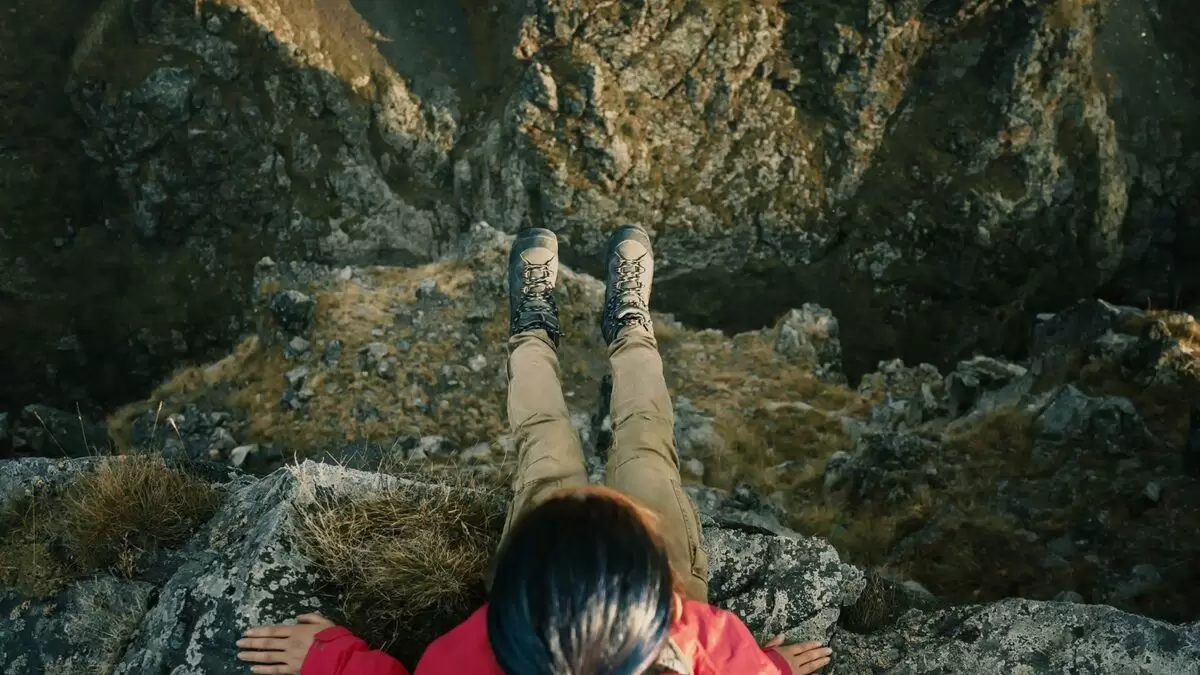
285, 366, 310, 387
288, 336, 311, 356
230, 444, 259, 468
1142, 481, 1162, 504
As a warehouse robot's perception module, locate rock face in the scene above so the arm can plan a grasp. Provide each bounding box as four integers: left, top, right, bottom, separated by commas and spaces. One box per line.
4, 0, 1199, 411
2, 458, 1197, 674
98, 223, 1200, 625
832, 597, 1200, 674
867, 298, 1200, 623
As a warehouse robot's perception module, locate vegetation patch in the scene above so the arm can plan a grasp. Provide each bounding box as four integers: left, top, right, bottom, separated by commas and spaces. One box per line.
292, 468, 507, 664
0, 457, 220, 598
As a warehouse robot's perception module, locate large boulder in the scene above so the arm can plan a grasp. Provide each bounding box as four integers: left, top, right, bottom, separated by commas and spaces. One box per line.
6, 404, 111, 458
2, 458, 1197, 674
831, 598, 1200, 674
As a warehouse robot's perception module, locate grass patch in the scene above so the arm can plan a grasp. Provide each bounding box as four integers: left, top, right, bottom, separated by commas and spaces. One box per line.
107, 257, 611, 461
63, 578, 154, 674
292, 468, 507, 664
839, 570, 910, 634
0, 457, 220, 597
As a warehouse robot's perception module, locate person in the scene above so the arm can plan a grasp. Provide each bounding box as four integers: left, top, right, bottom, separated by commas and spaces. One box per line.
236, 225, 834, 675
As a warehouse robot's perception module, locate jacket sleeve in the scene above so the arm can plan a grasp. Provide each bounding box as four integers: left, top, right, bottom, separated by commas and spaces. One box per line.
699, 606, 791, 674
301, 626, 410, 675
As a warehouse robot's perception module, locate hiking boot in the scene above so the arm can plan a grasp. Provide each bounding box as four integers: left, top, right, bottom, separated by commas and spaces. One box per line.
602, 224, 655, 345
508, 228, 562, 344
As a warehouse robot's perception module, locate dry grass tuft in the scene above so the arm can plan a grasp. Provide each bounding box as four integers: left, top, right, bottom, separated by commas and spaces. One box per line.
942, 404, 1037, 476
839, 570, 902, 634
292, 469, 507, 664
64, 578, 154, 674
0, 457, 219, 598
60, 456, 221, 574
0, 494, 72, 598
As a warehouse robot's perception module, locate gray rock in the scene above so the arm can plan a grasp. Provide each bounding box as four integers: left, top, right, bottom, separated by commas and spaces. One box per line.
864, 357, 945, 403
831, 598, 1200, 674
829, 432, 943, 505
322, 339, 343, 368
1035, 386, 1155, 457
286, 336, 311, 358
683, 458, 705, 479
418, 436, 455, 457
358, 342, 393, 380
1107, 564, 1163, 605
284, 366, 310, 388
2, 576, 156, 675
823, 451, 853, 491
269, 291, 315, 336
458, 443, 492, 464
208, 427, 237, 453
772, 305, 845, 383
687, 484, 791, 536
673, 397, 725, 459
4, 459, 1198, 672
945, 356, 1028, 417
229, 444, 258, 468
467, 354, 488, 373
107, 468, 335, 674
704, 523, 864, 645
1142, 481, 1163, 504
0, 457, 100, 510
1047, 537, 1076, 558
1031, 299, 1135, 358
11, 405, 110, 458
416, 278, 439, 300
1053, 590, 1086, 604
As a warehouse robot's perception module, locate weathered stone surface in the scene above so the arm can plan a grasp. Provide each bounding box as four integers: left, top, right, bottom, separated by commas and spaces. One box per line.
831, 598, 1200, 674
826, 431, 944, 506
945, 356, 1028, 418
0, 457, 99, 509
704, 521, 865, 645
7, 404, 110, 458
688, 484, 792, 536
773, 304, 846, 383
7, 0, 1199, 413
1, 576, 156, 675
6, 458, 1197, 673
1035, 385, 1155, 457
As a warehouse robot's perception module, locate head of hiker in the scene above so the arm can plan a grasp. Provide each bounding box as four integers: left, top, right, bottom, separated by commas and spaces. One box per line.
487, 487, 675, 675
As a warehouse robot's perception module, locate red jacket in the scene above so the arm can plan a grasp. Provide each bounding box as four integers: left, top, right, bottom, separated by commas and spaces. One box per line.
301, 601, 791, 675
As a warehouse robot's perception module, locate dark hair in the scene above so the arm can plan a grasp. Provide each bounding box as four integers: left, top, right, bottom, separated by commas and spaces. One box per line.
487, 487, 675, 675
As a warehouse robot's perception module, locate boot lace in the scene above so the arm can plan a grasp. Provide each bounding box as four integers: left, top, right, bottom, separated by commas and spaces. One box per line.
604, 254, 651, 341
517, 263, 555, 315
612, 258, 645, 298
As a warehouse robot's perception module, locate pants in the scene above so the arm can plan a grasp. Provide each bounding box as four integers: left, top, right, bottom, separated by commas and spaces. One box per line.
501, 326, 709, 602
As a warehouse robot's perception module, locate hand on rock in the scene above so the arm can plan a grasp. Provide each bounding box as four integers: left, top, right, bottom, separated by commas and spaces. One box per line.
236, 613, 335, 674
764, 635, 833, 674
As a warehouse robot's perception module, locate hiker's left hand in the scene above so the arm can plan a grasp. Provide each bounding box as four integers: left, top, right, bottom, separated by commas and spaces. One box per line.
237, 613, 335, 674
764, 635, 833, 674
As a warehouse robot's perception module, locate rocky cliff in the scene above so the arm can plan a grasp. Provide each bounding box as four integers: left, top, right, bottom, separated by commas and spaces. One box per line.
2, 458, 1197, 675
3, 0, 1198, 411
2, 0, 1199, 671
3, 222, 1197, 672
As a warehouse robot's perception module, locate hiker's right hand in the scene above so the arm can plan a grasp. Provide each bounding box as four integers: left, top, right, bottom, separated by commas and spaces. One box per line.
237, 613, 335, 674
764, 635, 833, 674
